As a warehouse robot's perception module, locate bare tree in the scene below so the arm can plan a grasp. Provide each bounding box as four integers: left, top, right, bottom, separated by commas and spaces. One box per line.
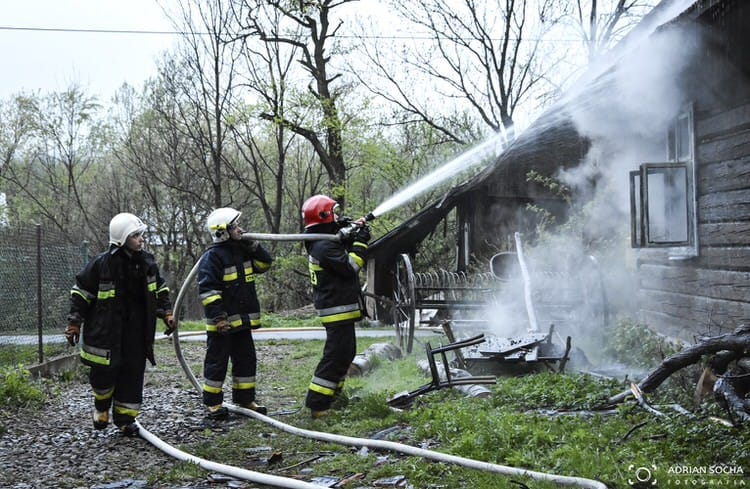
0, 87, 111, 245
356, 0, 566, 144
572, 0, 657, 62
0, 97, 34, 178
238, 0, 356, 197
110, 82, 211, 278
158, 0, 245, 210
227, 1, 303, 234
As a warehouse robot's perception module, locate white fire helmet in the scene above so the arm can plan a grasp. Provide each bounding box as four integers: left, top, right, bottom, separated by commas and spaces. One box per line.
109, 213, 147, 247
206, 207, 242, 242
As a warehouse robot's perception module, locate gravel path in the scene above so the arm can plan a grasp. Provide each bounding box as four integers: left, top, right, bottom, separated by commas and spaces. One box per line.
0, 340, 295, 489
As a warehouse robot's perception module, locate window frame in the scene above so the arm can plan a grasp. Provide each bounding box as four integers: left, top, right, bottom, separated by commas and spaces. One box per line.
629, 104, 698, 259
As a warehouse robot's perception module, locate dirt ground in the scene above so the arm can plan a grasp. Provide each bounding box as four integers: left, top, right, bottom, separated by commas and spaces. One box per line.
0, 339, 313, 489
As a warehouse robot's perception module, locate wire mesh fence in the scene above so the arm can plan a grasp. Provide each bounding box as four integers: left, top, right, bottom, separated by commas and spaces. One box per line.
0, 225, 87, 367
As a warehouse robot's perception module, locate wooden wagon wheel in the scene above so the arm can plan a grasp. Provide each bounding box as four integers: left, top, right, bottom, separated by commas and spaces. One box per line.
392, 253, 416, 354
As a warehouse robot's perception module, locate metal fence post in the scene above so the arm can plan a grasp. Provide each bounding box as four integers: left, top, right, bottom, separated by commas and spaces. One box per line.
36, 223, 43, 364
81, 240, 88, 266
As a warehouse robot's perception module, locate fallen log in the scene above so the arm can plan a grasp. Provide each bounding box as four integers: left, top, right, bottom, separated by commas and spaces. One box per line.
417, 360, 493, 400
607, 325, 750, 405
714, 376, 750, 426
348, 343, 403, 377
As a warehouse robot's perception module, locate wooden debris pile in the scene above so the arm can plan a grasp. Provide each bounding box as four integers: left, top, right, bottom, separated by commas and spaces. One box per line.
607, 325, 750, 426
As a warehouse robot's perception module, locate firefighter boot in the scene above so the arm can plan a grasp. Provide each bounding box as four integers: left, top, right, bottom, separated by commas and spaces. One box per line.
206, 404, 229, 420
239, 401, 267, 415
310, 409, 330, 419
119, 422, 140, 437
92, 409, 109, 430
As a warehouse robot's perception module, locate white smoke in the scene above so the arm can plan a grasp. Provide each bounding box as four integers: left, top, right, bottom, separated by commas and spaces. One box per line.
547, 25, 699, 362
475, 24, 701, 370
563, 25, 698, 207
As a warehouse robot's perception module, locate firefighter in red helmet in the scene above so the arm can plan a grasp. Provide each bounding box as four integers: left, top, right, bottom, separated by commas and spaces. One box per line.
301, 195, 370, 418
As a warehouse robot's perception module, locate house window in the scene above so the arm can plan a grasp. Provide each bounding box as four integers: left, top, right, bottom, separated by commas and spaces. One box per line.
630, 105, 698, 258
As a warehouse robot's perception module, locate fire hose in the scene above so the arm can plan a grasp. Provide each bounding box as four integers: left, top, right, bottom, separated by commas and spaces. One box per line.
135, 419, 326, 489
242, 212, 376, 243
144, 235, 609, 489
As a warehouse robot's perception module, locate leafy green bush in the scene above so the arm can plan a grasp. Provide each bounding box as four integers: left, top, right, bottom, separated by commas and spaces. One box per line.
602, 316, 681, 369
0, 366, 46, 408
256, 251, 311, 312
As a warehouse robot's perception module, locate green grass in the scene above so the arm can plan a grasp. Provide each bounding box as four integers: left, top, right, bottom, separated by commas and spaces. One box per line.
174, 312, 323, 334
0, 365, 48, 409
7, 315, 750, 488
0, 342, 71, 367
165, 336, 750, 489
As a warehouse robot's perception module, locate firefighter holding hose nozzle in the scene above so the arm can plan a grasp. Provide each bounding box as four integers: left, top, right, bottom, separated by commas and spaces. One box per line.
301, 195, 371, 418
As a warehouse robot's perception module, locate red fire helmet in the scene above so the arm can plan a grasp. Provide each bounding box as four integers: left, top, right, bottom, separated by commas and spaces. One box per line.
301, 194, 339, 228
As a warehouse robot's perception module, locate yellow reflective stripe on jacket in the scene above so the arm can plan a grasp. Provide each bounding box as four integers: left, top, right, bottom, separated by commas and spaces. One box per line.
317, 303, 362, 324
205, 313, 260, 331
308, 257, 323, 285
320, 310, 362, 323
254, 260, 271, 272
80, 348, 110, 366
71, 285, 95, 303
223, 265, 238, 282
243, 260, 255, 283
348, 252, 364, 269
200, 290, 222, 306
97, 282, 116, 300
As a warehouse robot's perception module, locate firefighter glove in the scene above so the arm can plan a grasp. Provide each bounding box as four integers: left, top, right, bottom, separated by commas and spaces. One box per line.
245, 239, 259, 252
352, 225, 371, 244
163, 311, 176, 336
65, 322, 80, 346
215, 319, 231, 334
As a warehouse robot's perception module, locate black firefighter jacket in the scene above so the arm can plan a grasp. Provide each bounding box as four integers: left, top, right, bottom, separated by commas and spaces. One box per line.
68, 245, 172, 369
304, 225, 365, 325
198, 239, 273, 334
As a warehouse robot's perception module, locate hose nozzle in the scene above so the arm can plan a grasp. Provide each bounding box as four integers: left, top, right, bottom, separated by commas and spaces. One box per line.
364, 212, 376, 222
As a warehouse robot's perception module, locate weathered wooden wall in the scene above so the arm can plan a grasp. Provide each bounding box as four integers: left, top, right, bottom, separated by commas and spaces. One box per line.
638, 101, 750, 340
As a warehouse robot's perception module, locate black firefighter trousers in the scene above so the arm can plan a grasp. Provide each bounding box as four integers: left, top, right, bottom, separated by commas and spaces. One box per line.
305, 321, 357, 411
202, 329, 258, 407
89, 355, 146, 428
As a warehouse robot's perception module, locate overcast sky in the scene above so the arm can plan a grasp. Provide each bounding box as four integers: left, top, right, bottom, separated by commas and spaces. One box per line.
0, 0, 178, 100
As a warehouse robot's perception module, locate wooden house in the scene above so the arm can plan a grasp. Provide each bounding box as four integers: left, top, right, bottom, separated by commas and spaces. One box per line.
366, 0, 750, 342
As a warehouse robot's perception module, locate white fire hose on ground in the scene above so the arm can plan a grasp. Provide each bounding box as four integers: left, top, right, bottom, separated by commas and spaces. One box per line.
135, 420, 327, 489
150, 238, 608, 489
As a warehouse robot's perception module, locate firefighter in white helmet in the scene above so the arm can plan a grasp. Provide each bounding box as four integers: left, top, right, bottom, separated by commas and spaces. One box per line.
198, 207, 274, 419
66, 212, 174, 436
